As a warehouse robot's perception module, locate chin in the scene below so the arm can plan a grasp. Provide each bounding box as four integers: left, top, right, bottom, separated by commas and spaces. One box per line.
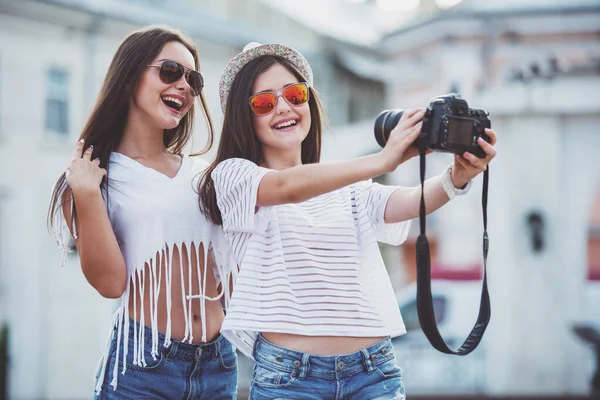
162, 117, 182, 130
277, 140, 305, 150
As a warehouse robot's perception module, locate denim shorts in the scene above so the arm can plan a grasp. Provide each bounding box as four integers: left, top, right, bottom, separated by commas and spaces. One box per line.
94, 318, 238, 399
249, 335, 405, 400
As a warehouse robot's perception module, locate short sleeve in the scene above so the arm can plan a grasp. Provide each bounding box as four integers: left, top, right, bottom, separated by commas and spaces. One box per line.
212, 158, 272, 234
50, 184, 74, 266
356, 180, 411, 246
51, 181, 111, 266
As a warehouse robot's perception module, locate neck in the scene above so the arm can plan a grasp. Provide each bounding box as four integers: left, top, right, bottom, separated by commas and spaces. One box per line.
261, 146, 302, 170
117, 107, 167, 159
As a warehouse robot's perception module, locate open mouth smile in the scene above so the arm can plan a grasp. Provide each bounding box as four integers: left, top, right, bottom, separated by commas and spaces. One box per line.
161, 95, 184, 113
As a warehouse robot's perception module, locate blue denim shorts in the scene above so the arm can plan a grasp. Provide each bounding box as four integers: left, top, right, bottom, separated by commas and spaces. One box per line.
95, 319, 238, 399
249, 335, 405, 400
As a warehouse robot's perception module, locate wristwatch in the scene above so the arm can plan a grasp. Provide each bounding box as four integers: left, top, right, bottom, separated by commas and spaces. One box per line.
442, 164, 472, 199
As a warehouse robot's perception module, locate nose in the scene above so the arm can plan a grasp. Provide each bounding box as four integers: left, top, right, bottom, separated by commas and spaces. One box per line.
275, 94, 291, 114
174, 73, 190, 93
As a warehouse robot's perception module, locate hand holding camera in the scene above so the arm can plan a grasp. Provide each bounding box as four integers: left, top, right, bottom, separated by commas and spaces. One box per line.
378, 108, 427, 172
451, 129, 497, 188
375, 93, 497, 186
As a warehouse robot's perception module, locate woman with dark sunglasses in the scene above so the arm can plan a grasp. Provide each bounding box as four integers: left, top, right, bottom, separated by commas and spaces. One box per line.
48, 25, 238, 399
198, 42, 498, 399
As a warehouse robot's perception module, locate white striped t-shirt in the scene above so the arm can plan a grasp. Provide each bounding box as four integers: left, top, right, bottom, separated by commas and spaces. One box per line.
212, 158, 411, 358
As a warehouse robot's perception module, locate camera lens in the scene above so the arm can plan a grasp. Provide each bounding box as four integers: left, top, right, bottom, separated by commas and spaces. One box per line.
374, 109, 404, 148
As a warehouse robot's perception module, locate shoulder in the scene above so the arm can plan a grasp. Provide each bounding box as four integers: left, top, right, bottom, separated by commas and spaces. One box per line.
188, 155, 211, 174
213, 158, 267, 179
212, 158, 274, 200
106, 152, 136, 181
215, 158, 257, 172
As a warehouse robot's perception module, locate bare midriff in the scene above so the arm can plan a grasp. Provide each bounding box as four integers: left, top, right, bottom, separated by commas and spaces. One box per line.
262, 332, 387, 356
127, 242, 224, 344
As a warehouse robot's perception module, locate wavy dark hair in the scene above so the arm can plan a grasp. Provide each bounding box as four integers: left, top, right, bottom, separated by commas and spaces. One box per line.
47, 25, 214, 233
198, 55, 327, 225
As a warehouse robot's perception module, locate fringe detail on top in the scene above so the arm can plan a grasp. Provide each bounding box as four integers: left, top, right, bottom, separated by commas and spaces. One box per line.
212, 244, 240, 313
52, 196, 77, 267
94, 241, 235, 395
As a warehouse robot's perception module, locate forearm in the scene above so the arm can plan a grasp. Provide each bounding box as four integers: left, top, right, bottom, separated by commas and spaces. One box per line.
258, 153, 389, 206
384, 174, 451, 223
70, 188, 127, 298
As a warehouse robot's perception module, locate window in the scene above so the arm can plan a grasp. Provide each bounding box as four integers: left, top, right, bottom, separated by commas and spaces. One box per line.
334, 62, 385, 125
46, 68, 69, 137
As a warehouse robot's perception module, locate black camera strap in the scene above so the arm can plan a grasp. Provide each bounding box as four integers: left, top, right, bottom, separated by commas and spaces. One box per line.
415, 143, 490, 355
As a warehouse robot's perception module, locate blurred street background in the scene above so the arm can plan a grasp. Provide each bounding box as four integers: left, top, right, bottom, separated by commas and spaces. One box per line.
0, 0, 599, 398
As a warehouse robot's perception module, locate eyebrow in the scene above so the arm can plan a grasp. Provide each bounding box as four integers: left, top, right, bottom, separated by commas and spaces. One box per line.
253, 82, 299, 95
155, 59, 197, 71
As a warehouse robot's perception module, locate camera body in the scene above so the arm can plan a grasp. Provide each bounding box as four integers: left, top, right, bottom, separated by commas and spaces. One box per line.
374, 94, 491, 158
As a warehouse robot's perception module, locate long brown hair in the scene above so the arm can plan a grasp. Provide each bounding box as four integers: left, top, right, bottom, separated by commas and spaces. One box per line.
47, 25, 214, 233
199, 55, 326, 225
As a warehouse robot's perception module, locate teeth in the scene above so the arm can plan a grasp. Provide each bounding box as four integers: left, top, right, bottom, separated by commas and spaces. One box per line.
162, 96, 183, 107
275, 120, 297, 129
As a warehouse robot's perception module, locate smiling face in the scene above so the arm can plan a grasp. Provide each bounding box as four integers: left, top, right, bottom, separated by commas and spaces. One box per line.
251, 63, 312, 161
130, 41, 197, 131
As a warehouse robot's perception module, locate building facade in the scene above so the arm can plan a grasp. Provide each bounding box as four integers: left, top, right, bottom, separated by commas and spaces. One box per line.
326, 1, 600, 395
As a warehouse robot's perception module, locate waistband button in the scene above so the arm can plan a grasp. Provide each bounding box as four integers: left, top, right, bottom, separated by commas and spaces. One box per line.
275, 355, 283, 362
197, 348, 203, 356
370, 354, 377, 361
337, 361, 345, 370
293, 360, 301, 367
381, 348, 388, 355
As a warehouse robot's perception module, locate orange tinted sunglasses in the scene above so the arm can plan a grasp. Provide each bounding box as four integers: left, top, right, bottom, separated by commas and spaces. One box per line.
248, 82, 310, 116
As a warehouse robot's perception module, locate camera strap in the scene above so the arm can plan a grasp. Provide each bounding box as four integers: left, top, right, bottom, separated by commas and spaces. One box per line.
415, 144, 490, 355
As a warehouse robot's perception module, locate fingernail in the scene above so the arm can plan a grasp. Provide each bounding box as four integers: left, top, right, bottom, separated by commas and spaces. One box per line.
90, 145, 94, 149
79, 138, 84, 143
464, 152, 470, 157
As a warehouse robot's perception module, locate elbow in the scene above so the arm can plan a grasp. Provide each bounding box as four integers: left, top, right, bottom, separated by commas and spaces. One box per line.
87, 269, 128, 299
265, 175, 303, 205
284, 188, 304, 204
280, 178, 304, 204
97, 284, 126, 299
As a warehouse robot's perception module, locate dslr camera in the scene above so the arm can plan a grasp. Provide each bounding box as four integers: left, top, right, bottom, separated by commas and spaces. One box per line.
374, 94, 491, 158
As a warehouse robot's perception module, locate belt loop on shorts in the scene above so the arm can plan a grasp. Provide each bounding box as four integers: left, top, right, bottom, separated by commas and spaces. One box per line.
215, 335, 222, 356
298, 353, 311, 380
165, 340, 178, 359
253, 336, 261, 359
361, 348, 376, 373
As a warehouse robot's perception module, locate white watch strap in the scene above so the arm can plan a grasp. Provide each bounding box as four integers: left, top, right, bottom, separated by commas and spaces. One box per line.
442, 164, 472, 199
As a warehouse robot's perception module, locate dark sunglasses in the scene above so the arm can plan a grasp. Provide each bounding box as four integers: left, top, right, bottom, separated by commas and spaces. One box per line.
248, 82, 310, 116
147, 60, 204, 97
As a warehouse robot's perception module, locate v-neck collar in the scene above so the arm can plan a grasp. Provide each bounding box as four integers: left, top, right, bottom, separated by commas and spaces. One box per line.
110, 152, 188, 181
